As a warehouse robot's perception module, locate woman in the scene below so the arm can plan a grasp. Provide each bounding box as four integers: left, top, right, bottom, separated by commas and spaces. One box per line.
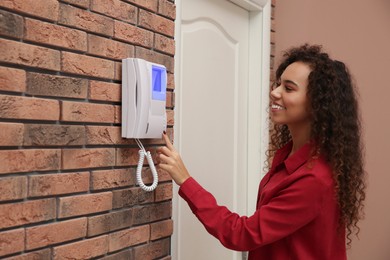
157, 44, 366, 259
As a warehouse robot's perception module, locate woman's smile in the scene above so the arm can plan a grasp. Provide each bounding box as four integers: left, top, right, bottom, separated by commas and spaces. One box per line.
271, 103, 286, 111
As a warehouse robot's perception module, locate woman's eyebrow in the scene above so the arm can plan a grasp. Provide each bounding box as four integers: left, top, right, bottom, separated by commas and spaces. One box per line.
282, 79, 300, 87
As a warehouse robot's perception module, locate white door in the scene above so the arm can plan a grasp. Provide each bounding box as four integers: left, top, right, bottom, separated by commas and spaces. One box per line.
173, 0, 271, 259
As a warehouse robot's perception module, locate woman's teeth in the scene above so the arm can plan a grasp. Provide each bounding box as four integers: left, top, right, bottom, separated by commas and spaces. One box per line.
272, 104, 285, 110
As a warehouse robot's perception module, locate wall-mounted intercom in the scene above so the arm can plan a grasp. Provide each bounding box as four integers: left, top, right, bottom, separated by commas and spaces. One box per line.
122, 58, 167, 192
122, 58, 167, 139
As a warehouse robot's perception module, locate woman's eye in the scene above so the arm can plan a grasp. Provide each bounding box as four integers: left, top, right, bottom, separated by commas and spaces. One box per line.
272, 82, 281, 90
284, 85, 293, 92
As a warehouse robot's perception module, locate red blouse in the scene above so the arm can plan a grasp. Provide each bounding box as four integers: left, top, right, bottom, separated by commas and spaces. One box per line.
179, 142, 346, 260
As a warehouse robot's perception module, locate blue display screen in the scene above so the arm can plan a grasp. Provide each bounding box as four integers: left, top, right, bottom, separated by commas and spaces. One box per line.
152, 65, 167, 101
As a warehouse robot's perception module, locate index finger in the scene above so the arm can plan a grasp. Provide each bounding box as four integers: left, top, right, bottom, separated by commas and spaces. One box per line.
162, 131, 174, 151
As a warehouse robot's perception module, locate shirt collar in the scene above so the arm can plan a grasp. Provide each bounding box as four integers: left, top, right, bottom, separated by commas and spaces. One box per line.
271, 141, 314, 175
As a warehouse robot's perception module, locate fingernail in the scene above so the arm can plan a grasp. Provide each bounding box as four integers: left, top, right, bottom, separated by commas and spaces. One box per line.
163, 130, 166, 135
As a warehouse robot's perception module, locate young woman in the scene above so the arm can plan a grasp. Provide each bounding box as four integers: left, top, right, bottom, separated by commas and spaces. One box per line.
157, 44, 366, 259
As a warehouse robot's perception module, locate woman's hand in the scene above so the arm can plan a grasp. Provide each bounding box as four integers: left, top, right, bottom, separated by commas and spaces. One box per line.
157, 132, 191, 186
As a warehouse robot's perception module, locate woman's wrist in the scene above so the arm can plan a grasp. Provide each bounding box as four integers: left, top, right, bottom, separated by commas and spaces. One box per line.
177, 175, 191, 186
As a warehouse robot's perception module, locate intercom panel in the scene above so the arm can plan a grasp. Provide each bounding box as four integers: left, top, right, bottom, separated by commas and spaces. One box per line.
122, 58, 167, 139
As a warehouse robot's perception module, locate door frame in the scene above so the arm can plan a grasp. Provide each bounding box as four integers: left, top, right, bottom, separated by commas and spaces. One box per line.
172, 0, 271, 258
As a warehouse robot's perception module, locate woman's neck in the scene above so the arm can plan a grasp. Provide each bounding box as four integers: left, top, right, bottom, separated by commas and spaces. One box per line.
288, 123, 311, 156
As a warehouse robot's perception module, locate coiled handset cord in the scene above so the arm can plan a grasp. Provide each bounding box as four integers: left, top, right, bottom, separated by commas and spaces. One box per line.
135, 139, 158, 192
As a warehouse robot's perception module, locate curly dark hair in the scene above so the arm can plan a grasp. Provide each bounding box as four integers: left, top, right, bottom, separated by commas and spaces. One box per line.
268, 44, 366, 246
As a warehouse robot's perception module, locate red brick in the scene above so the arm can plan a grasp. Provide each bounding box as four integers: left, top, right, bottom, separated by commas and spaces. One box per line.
86, 125, 119, 145
59, 4, 114, 36
136, 46, 174, 72
100, 249, 132, 260
53, 235, 109, 260
108, 225, 150, 252
0, 95, 60, 121
167, 73, 175, 89
61, 0, 89, 9
25, 19, 87, 51
116, 147, 141, 166
91, 0, 137, 24
112, 187, 154, 209
26, 218, 87, 250
150, 219, 173, 240
0, 176, 27, 201
114, 104, 121, 123
0, 9, 23, 39
27, 72, 88, 99
87, 209, 133, 236
155, 182, 173, 202
88, 35, 134, 61
0, 39, 60, 71
86, 125, 132, 145
0, 199, 56, 229
154, 34, 175, 55
167, 109, 174, 126
133, 201, 171, 225
62, 148, 115, 170
127, 0, 158, 12
138, 165, 162, 185
5, 248, 51, 260
0, 0, 59, 21
0, 122, 24, 146
0, 66, 26, 92
166, 91, 174, 108
58, 192, 113, 218
89, 80, 121, 102
112, 62, 121, 82
157, 168, 172, 182
61, 51, 115, 79
24, 124, 86, 146
61, 101, 115, 123
0, 228, 25, 257
91, 168, 135, 190
165, 127, 174, 142
133, 238, 170, 259
139, 9, 175, 37
0, 149, 61, 174
158, 0, 176, 20
151, 201, 172, 222
28, 172, 90, 197
114, 20, 153, 48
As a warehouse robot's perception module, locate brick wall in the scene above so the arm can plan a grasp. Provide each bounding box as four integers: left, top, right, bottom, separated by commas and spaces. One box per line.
0, 0, 175, 259
270, 0, 276, 82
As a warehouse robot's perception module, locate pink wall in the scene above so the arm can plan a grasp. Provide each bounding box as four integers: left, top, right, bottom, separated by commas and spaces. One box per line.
275, 0, 390, 259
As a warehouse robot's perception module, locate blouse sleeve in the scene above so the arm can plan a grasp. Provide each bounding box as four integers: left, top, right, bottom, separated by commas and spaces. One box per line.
178, 176, 325, 251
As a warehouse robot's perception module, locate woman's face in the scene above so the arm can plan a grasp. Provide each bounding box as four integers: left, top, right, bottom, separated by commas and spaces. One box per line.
270, 61, 312, 129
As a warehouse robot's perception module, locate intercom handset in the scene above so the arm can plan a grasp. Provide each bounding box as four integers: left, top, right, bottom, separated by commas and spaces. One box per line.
122, 58, 167, 192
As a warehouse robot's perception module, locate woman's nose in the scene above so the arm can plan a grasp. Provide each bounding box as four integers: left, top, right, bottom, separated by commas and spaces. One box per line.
270, 85, 281, 100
